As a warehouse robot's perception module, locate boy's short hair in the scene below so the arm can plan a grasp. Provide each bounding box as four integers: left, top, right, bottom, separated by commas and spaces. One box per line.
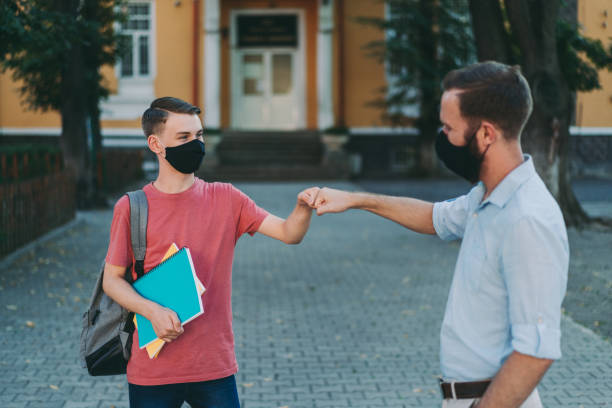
442, 61, 533, 140
141, 97, 202, 137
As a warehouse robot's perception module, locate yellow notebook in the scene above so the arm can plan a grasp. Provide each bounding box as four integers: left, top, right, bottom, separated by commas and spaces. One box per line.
134, 243, 206, 359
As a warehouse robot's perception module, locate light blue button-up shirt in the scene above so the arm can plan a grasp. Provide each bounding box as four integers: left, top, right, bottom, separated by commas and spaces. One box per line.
433, 155, 569, 381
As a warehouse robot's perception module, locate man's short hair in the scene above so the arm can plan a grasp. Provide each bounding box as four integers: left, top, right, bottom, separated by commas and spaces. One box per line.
141, 97, 201, 137
442, 61, 533, 139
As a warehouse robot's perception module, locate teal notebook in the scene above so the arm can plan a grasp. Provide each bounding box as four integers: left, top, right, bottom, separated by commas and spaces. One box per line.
133, 247, 203, 348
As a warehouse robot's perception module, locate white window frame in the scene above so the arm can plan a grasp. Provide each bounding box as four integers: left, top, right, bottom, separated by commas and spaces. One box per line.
118, 2, 155, 79
101, 0, 156, 120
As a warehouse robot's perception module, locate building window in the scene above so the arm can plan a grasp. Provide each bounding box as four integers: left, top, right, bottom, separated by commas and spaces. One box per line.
101, 0, 155, 120
119, 2, 152, 78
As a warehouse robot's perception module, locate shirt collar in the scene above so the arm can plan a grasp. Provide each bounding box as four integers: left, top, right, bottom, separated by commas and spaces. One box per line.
482, 155, 536, 208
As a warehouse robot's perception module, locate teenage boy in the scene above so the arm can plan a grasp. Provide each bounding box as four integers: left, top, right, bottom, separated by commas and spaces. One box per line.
103, 97, 320, 408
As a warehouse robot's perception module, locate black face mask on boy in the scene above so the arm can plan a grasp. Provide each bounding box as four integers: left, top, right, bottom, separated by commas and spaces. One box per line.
161, 139, 206, 174
434, 127, 488, 184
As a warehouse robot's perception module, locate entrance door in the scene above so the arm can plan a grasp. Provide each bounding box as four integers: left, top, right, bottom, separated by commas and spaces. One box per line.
231, 12, 304, 130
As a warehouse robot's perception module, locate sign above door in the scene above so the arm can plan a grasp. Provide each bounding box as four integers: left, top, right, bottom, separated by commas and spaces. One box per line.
237, 15, 298, 48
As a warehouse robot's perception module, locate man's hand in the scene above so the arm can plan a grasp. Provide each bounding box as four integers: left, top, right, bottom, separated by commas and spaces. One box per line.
314, 187, 355, 215
148, 304, 184, 343
476, 351, 552, 408
310, 187, 435, 234
297, 186, 320, 208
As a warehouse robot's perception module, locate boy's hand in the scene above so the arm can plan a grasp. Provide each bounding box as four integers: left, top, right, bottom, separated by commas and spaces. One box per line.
149, 305, 184, 343
297, 187, 321, 208
314, 187, 355, 215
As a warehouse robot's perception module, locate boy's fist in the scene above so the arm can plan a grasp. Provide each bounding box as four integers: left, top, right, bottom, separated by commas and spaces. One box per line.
297, 187, 321, 208
150, 305, 184, 343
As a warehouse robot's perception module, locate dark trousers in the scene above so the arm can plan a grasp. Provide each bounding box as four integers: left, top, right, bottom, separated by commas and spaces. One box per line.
128, 375, 240, 408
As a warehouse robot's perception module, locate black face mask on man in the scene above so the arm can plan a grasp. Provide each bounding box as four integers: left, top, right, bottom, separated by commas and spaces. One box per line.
160, 138, 206, 174
434, 127, 488, 184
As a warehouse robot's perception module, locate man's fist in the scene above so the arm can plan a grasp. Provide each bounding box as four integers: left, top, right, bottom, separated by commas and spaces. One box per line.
314, 187, 354, 215
297, 186, 321, 208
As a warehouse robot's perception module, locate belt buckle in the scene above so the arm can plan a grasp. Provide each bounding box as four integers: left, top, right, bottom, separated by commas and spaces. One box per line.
438, 377, 458, 400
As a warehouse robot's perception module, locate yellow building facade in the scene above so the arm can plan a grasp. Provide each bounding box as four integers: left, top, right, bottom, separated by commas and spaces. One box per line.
0, 0, 610, 152
575, 0, 612, 131
0, 0, 390, 142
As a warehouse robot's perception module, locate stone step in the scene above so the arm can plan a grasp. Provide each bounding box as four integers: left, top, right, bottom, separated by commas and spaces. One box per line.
216, 131, 324, 166
197, 164, 341, 182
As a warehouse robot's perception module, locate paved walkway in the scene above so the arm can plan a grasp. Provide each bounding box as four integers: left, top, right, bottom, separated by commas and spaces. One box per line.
1, 181, 611, 407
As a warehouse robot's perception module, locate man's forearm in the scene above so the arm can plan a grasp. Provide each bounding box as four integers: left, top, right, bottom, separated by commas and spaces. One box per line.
349, 192, 435, 234
281, 204, 313, 244
476, 351, 553, 408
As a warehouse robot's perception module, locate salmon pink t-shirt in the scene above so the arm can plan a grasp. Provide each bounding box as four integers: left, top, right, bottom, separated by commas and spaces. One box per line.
105, 178, 269, 385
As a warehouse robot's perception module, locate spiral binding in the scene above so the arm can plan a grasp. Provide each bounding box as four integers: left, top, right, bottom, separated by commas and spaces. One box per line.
136, 247, 187, 283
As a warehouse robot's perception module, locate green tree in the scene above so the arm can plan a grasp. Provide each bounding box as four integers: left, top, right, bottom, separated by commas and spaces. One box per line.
469, 0, 612, 226
359, 0, 475, 175
0, 0, 125, 207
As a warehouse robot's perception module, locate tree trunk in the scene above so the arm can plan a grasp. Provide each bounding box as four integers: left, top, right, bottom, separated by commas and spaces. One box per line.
520, 91, 589, 226
416, 128, 437, 176
468, 0, 512, 63
469, 0, 590, 226
414, 0, 438, 176
90, 105, 107, 206
59, 0, 95, 208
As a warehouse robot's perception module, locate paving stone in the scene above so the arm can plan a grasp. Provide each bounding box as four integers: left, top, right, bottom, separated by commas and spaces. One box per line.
1, 180, 611, 407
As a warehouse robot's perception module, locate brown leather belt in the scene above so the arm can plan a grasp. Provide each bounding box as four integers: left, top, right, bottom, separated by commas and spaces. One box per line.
439, 378, 491, 399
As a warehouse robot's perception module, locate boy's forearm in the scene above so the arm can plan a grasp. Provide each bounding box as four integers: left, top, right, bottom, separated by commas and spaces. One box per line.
103, 273, 157, 319
282, 203, 313, 244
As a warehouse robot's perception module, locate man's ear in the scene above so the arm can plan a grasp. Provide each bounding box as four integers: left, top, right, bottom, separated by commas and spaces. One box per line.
481, 122, 499, 146
148, 135, 164, 155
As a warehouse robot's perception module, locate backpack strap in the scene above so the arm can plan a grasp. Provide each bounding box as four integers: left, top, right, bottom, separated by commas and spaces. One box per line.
126, 190, 148, 280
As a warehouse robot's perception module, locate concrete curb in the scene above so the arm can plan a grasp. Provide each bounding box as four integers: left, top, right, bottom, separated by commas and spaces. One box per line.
0, 212, 86, 270
562, 313, 612, 344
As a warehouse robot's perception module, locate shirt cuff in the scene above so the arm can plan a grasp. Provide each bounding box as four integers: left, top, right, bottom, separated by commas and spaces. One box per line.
511, 323, 562, 360
432, 202, 454, 241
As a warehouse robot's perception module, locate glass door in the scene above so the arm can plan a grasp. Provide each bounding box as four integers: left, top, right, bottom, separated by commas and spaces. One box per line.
231, 12, 304, 130
235, 50, 298, 129
269, 52, 298, 128
237, 52, 267, 129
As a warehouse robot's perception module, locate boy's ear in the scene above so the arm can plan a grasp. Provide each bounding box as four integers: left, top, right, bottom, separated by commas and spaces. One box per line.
148, 134, 164, 154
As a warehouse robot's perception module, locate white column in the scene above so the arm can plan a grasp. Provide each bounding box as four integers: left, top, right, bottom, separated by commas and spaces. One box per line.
318, 0, 335, 130
204, 0, 221, 129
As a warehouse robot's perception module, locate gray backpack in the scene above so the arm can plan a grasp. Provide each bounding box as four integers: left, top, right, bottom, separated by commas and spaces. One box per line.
80, 190, 148, 376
